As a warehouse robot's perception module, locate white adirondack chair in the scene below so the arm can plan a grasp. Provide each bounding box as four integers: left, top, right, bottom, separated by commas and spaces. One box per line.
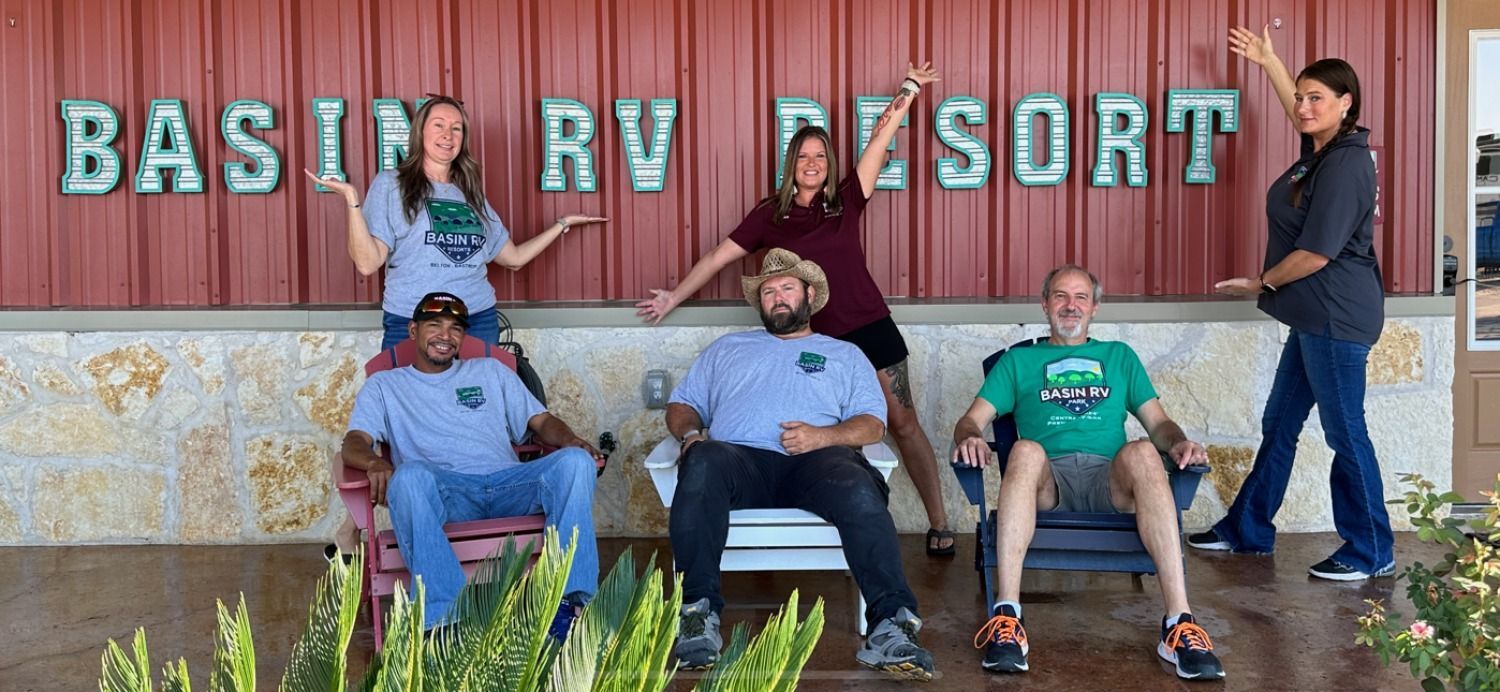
643, 436, 899, 635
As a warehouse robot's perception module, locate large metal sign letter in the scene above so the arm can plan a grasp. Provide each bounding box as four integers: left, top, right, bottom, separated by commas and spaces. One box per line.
935, 96, 991, 190
614, 99, 678, 192
60, 100, 123, 195
310, 98, 347, 193
1165, 89, 1240, 184
372, 99, 415, 172
135, 99, 205, 193
540, 99, 598, 192
1092, 93, 1149, 187
221, 100, 280, 194
1012, 93, 1069, 187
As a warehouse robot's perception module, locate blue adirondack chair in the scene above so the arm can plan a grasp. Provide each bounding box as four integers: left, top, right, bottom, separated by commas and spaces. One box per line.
950, 337, 1209, 612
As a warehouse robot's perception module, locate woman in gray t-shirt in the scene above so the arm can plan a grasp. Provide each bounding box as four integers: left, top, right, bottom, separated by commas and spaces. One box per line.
306, 96, 605, 559
1194, 27, 1394, 582
306, 95, 606, 349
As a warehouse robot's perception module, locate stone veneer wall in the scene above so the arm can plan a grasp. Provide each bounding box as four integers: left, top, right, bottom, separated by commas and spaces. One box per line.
0, 317, 1451, 545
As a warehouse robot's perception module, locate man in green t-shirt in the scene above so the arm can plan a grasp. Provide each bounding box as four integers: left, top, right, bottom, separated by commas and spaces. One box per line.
951, 264, 1224, 682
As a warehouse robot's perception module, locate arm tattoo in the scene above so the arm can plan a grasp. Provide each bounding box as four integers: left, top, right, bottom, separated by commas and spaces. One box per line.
872, 91, 913, 135
883, 360, 914, 409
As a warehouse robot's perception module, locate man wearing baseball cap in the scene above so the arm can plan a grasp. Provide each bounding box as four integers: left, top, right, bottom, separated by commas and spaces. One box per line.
664, 250, 935, 681
342, 291, 605, 639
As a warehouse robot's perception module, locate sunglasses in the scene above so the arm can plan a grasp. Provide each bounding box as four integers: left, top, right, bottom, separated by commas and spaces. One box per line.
415, 296, 469, 320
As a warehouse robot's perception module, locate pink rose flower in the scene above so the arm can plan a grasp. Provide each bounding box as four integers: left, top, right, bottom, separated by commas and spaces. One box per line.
1409, 620, 1435, 642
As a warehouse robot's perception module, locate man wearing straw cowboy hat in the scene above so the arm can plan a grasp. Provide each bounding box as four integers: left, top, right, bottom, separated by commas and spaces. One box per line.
663, 249, 936, 681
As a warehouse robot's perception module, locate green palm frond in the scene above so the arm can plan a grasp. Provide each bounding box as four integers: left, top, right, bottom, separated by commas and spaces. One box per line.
361, 579, 425, 692
592, 568, 679, 692
696, 592, 824, 692
95, 538, 826, 692
99, 628, 154, 692
161, 658, 191, 692
771, 598, 823, 692
422, 533, 543, 692
278, 547, 363, 692
546, 549, 645, 692
635, 573, 683, 692
209, 595, 256, 692
694, 623, 750, 692
459, 526, 576, 692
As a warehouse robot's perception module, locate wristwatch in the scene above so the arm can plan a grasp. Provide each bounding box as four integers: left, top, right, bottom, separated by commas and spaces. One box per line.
1260, 279, 1278, 295
678, 429, 706, 445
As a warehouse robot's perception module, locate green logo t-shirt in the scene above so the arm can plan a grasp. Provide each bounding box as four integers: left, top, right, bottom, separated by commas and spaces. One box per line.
976, 339, 1157, 459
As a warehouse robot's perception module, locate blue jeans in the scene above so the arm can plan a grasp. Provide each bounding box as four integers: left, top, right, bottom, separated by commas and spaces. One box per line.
381, 307, 499, 350
385, 449, 598, 629
1213, 328, 1394, 572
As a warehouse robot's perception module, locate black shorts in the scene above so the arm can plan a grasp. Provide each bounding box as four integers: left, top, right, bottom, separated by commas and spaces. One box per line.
834, 315, 910, 371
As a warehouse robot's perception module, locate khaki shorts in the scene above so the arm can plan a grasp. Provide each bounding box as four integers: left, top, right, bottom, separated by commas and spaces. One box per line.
1048, 453, 1119, 513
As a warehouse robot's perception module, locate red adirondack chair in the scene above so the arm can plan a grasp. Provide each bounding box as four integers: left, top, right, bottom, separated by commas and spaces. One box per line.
331, 335, 601, 648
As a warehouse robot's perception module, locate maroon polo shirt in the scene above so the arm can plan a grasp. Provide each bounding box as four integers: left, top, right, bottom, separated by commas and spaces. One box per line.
728, 170, 890, 337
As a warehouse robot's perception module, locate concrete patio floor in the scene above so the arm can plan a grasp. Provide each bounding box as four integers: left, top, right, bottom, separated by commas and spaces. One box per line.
0, 532, 1439, 691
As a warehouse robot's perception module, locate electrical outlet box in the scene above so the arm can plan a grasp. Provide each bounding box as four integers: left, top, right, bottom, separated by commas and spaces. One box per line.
642, 369, 672, 409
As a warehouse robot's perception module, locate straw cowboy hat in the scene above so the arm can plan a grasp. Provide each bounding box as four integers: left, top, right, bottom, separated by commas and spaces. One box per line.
740, 248, 830, 314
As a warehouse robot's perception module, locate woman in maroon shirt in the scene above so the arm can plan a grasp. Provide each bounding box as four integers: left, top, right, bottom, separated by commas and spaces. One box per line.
636, 63, 956, 556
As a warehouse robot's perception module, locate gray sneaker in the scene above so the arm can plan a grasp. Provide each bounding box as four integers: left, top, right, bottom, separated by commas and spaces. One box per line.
855, 607, 936, 681
673, 597, 722, 670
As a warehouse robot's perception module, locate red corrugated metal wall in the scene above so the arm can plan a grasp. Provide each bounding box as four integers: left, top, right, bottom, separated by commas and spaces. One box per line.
0, 0, 1435, 307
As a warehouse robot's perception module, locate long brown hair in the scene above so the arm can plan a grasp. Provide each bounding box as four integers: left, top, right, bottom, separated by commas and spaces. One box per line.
1290, 59, 1362, 208
396, 96, 489, 224
762, 125, 841, 225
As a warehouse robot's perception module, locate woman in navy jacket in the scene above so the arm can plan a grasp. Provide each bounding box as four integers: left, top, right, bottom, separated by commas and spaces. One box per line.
1190, 26, 1394, 582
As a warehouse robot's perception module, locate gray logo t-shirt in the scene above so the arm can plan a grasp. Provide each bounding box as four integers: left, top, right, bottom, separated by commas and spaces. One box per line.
361, 170, 511, 316
669, 330, 887, 454
347, 357, 545, 475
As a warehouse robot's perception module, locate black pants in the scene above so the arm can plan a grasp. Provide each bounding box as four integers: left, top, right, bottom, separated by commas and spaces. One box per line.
668, 440, 919, 626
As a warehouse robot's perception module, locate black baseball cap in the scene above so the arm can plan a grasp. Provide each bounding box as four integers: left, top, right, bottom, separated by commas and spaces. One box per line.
411, 292, 470, 328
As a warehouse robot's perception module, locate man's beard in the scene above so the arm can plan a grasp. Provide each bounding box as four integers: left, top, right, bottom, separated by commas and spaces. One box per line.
1050, 310, 1088, 339
760, 300, 812, 335
422, 341, 457, 366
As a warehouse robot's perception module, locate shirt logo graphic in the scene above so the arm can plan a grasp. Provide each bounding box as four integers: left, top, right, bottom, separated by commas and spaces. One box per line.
425, 199, 486, 264
455, 386, 487, 410
1039, 357, 1111, 415
796, 351, 827, 374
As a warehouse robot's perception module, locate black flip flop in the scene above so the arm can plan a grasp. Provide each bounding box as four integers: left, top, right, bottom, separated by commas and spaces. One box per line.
926, 528, 955, 557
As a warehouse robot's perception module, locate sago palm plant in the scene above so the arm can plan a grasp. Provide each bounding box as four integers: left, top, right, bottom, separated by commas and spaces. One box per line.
98, 527, 825, 692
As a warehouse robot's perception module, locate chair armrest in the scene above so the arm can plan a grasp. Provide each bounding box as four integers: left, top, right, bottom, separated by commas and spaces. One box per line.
1167, 462, 1211, 511
863, 441, 898, 469
950, 461, 987, 506
332, 452, 371, 490
643, 437, 680, 470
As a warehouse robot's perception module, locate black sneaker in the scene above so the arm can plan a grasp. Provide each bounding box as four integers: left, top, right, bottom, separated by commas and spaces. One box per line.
1186, 529, 1232, 551
1308, 557, 1396, 581
547, 599, 579, 643
855, 607, 936, 681
673, 598, 722, 670
322, 543, 355, 565
975, 604, 1029, 673
1158, 613, 1225, 680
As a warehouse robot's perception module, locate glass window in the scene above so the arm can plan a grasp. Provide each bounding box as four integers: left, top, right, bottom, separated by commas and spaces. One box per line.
1470, 35, 1500, 346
